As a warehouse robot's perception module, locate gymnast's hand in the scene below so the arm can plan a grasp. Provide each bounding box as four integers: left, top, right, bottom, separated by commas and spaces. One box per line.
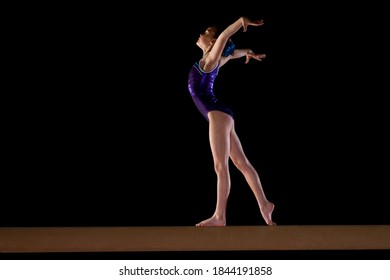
242, 17, 264, 32
245, 53, 266, 64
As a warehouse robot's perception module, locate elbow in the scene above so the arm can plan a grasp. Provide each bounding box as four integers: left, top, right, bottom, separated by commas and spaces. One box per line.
219, 31, 230, 41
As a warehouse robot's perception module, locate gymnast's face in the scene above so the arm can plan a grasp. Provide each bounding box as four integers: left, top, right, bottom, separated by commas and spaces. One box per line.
196, 26, 217, 49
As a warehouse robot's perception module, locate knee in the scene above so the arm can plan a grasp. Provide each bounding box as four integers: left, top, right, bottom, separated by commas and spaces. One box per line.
231, 157, 250, 172
214, 161, 229, 175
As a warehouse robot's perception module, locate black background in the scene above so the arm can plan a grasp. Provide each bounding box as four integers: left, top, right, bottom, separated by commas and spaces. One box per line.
3, 3, 389, 232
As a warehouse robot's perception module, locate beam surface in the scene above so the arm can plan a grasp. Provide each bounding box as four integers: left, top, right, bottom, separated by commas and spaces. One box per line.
1, 225, 389, 253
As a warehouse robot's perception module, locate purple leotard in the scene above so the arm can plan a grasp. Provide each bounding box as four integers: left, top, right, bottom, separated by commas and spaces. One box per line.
188, 61, 234, 122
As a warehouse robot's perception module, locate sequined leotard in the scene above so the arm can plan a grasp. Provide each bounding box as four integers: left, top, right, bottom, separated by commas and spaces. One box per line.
188, 61, 234, 122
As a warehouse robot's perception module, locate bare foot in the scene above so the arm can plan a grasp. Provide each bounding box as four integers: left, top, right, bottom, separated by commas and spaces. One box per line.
196, 215, 226, 226
260, 202, 276, 226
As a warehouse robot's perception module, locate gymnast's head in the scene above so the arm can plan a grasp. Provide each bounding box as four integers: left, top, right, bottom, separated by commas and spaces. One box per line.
196, 25, 235, 57
196, 26, 218, 50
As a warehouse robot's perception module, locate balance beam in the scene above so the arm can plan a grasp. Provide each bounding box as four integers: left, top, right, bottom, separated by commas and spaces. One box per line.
1, 225, 389, 253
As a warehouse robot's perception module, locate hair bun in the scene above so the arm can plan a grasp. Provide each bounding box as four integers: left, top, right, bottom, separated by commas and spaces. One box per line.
223, 40, 236, 57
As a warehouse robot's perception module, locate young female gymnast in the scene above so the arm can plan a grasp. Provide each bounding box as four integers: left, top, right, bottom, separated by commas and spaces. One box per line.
188, 16, 276, 226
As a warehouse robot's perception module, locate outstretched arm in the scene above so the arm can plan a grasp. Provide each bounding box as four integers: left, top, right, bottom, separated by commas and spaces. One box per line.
207, 17, 264, 66
220, 48, 266, 67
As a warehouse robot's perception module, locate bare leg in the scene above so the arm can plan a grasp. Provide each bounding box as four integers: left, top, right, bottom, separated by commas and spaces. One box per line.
229, 124, 276, 225
196, 111, 233, 226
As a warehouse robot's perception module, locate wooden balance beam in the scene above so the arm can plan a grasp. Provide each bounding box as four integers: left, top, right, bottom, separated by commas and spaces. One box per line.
1, 225, 389, 253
